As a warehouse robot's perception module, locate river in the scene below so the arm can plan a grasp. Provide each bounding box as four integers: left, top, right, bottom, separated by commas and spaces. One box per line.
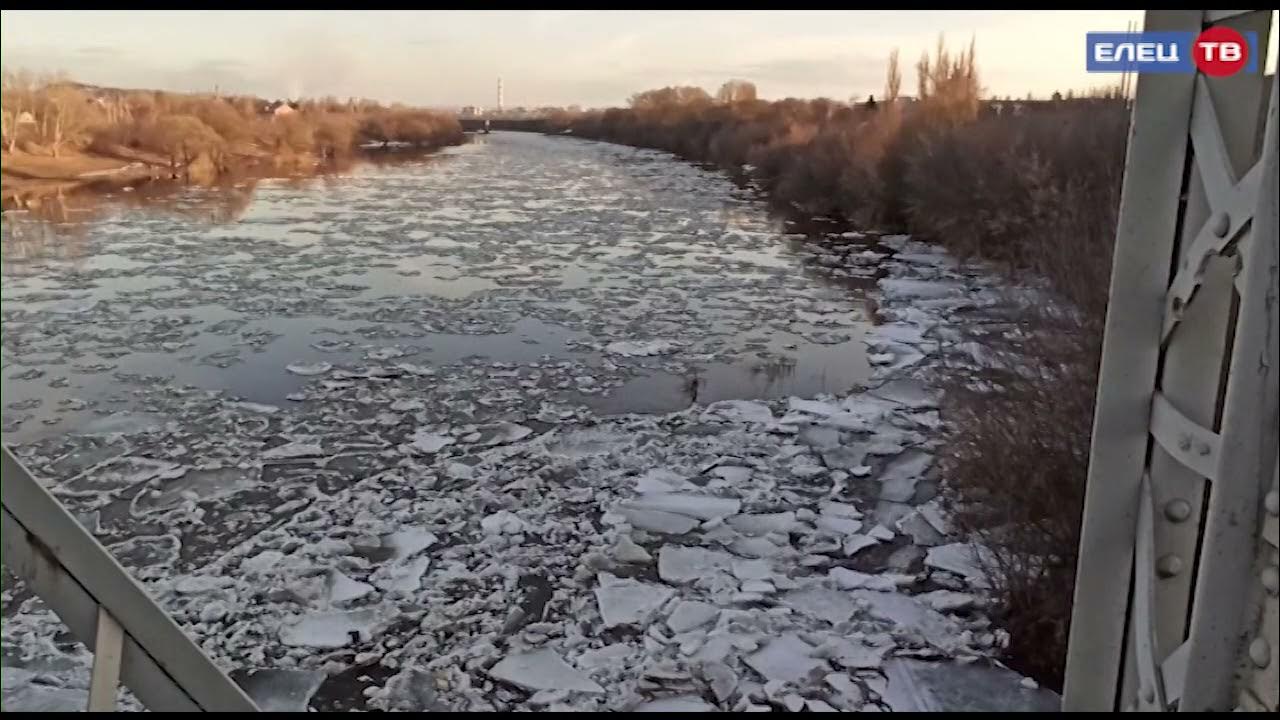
2, 132, 876, 444
0, 132, 1045, 712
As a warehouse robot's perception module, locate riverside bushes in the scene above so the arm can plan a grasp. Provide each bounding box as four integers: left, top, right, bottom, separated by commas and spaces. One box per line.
2, 72, 464, 173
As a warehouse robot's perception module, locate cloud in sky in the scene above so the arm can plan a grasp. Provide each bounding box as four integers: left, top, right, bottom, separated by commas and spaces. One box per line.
7, 10, 1224, 108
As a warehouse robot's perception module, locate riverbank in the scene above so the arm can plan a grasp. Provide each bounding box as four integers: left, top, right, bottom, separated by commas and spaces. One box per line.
1, 76, 465, 209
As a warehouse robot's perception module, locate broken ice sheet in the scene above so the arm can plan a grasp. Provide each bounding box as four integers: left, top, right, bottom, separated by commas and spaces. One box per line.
408, 429, 455, 454
231, 668, 326, 712
784, 587, 860, 625
604, 339, 679, 356
925, 543, 990, 588
285, 361, 333, 376
634, 696, 718, 711
326, 570, 374, 607
280, 608, 385, 648
488, 649, 603, 694
595, 577, 674, 627
744, 633, 827, 684
658, 546, 735, 584
621, 492, 741, 521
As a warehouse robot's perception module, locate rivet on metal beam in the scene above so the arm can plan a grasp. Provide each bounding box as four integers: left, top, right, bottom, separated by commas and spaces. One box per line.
1157, 554, 1184, 578
1262, 566, 1279, 596
1265, 490, 1279, 516
1164, 499, 1192, 523
1211, 212, 1230, 237
1142, 685, 1155, 704
1248, 637, 1271, 669
1178, 434, 1192, 452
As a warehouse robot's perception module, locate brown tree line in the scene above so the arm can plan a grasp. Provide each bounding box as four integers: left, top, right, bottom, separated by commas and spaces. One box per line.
1, 71, 464, 171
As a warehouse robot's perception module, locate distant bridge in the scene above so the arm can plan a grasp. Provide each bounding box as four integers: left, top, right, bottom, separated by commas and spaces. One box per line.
458, 117, 552, 133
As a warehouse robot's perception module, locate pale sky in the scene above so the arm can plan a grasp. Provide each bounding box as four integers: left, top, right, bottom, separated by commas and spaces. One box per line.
0, 10, 1190, 108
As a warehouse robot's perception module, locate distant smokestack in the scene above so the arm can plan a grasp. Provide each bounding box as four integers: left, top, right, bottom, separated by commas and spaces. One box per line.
497, 77, 504, 113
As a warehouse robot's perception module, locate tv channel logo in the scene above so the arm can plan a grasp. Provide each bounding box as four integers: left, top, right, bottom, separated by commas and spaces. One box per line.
1087, 28, 1258, 77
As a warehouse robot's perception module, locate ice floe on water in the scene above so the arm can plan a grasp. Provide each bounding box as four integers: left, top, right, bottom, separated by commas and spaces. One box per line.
1, 135, 1048, 711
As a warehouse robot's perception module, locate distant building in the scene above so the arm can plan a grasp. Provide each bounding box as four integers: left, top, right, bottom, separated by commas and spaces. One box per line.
263, 100, 299, 118
460, 106, 484, 118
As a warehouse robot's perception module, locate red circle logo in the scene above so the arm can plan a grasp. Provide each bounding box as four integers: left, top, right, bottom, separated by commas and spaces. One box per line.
1193, 27, 1249, 76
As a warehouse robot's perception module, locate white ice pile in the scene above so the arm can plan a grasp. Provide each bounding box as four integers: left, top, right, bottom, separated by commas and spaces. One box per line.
1, 232, 1045, 712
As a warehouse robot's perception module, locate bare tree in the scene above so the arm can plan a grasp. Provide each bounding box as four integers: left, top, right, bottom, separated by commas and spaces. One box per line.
2, 69, 37, 153
38, 85, 101, 158
885, 49, 902, 104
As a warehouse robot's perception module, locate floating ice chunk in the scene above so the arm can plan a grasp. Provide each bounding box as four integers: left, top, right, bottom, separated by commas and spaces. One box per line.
285, 361, 333, 376
0, 669, 87, 712
916, 590, 977, 613
820, 501, 863, 519
916, 501, 951, 535
703, 399, 774, 424
710, 465, 752, 484
604, 339, 679, 357
374, 556, 430, 596
843, 535, 881, 556
241, 550, 286, 575
853, 590, 958, 645
174, 575, 234, 595
878, 278, 965, 301
816, 515, 863, 536
595, 578, 674, 627
869, 352, 895, 365
877, 450, 932, 503
895, 511, 945, 546
622, 507, 700, 535
488, 649, 603, 694
727, 512, 797, 537
868, 525, 896, 541
409, 429, 455, 454
730, 536, 785, 559
820, 446, 868, 471
577, 644, 635, 672
825, 672, 866, 709
701, 660, 739, 704
475, 422, 533, 446
229, 401, 280, 415
784, 587, 860, 625
74, 411, 165, 437
394, 362, 436, 376
613, 535, 653, 563
480, 510, 525, 536
868, 379, 938, 410
327, 570, 374, 607
658, 546, 734, 584
797, 425, 841, 449
880, 658, 1060, 712
924, 543, 989, 588
232, 668, 326, 712
788, 397, 843, 417
633, 468, 689, 494
731, 558, 773, 582
816, 637, 892, 670
744, 634, 827, 684
635, 696, 718, 712
623, 493, 741, 521
262, 441, 322, 460
384, 528, 438, 560
280, 609, 384, 648
829, 567, 912, 592
666, 600, 719, 633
